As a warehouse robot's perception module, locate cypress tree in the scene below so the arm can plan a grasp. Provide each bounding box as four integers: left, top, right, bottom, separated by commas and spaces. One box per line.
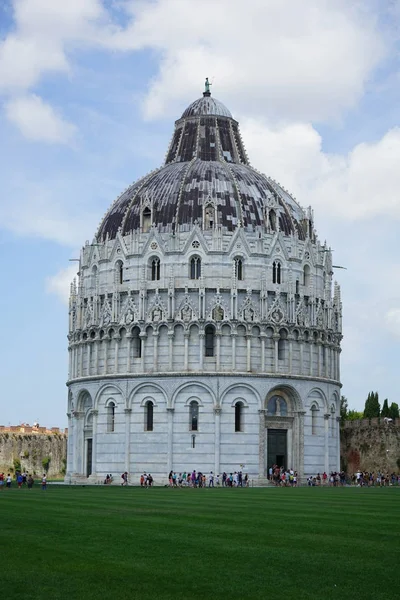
363, 391, 380, 418
388, 402, 399, 420
381, 399, 390, 417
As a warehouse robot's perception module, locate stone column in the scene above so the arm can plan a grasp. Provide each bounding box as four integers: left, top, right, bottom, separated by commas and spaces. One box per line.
297, 410, 306, 482
140, 332, 147, 372
288, 338, 293, 374
66, 413, 74, 478
231, 333, 236, 370
124, 408, 132, 475
273, 334, 279, 373
199, 333, 204, 370
336, 416, 341, 470
287, 427, 293, 469
87, 343, 91, 376
318, 343, 322, 377
104, 340, 108, 375
299, 340, 304, 375
184, 331, 189, 370
74, 412, 84, 475
260, 334, 266, 373
167, 408, 174, 472
168, 332, 174, 370
216, 332, 221, 370
153, 331, 159, 371
127, 336, 131, 372
114, 337, 119, 374
258, 409, 266, 478
309, 342, 313, 376
324, 413, 330, 474
214, 408, 221, 475
80, 344, 84, 377
95, 341, 99, 375
246, 335, 251, 372
91, 410, 98, 476
68, 349, 72, 380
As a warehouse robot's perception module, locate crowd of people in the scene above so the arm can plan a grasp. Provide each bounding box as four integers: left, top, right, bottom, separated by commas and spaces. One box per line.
0, 471, 47, 489
352, 471, 400, 486
268, 465, 298, 486
166, 470, 249, 487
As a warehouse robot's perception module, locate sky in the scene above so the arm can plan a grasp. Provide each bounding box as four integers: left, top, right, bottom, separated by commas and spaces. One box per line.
0, 0, 399, 427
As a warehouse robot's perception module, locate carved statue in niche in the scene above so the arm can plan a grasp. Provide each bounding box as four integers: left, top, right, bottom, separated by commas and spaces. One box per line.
181, 304, 192, 323
84, 302, 94, 328
102, 299, 112, 326
213, 306, 224, 321
152, 307, 162, 323
244, 306, 254, 322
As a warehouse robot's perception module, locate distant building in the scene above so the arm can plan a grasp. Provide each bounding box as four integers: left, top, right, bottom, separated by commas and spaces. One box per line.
66, 86, 342, 483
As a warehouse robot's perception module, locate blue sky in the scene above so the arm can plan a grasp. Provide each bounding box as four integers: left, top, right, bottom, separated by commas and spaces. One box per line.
0, 0, 399, 427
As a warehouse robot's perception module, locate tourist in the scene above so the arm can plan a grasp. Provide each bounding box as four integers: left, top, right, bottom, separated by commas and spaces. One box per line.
209, 471, 214, 487
0, 472, 4, 490
6, 474, 12, 488
41, 473, 47, 490
121, 472, 128, 486
17, 473, 23, 489
27, 474, 34, 489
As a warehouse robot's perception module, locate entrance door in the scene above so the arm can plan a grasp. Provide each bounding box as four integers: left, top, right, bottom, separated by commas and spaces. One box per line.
267, 429, 287, 469
86, 438, 93, 477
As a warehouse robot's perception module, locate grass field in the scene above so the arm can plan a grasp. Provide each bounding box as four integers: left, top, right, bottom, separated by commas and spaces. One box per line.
1, 486, 399, 600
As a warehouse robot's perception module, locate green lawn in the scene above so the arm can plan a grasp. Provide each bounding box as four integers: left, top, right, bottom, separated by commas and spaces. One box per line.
0, 486, 398, 600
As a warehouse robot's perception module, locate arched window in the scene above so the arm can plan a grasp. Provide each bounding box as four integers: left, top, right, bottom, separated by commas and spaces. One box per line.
145, 401, 154, 432
272, 261, 281, 284
131, 327, 141, 358
107, 402, 115, 433
205, 325, 215, 357
115, 261, 123, 285
190, 256, 201, 280
189, 400, 199, 431
269, 209, 277, 232
278, 339, 285, 360
235, 401, 244, 432
142, 207, 151, 233
234, 257, 243, 281
311, 405, 318, 435
303, 264, 311, 288
91, 266, 98, 290
204, 206, 215, 229
151, 258, 160, 281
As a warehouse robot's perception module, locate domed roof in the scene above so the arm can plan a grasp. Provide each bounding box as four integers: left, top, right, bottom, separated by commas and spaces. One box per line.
180, 94, 233, 119
97, 89, 308, 241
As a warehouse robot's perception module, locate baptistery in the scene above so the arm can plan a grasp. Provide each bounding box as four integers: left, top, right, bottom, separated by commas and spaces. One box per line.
66, 85, 342, 483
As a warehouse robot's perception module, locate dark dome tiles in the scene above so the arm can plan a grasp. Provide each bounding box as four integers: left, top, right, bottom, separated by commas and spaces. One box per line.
181, 96, 232, 119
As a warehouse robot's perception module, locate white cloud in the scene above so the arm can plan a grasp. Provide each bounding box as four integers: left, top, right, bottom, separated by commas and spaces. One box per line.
0, 0, 108, 91
0, 0, 387, 125
46, 265, 78, 305
385, 309, 400, 337
241, 119, 400, 221
118, 0, 386, 121
5, 94, 76, 143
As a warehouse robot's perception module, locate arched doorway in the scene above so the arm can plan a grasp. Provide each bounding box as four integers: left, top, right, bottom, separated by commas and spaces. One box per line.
264, 388, 300, 473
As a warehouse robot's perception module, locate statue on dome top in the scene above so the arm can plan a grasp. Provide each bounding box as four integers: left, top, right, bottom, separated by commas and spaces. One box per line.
204, 77, 211, 94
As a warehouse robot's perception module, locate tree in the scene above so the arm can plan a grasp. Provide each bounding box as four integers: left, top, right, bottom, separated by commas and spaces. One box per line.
42, 457, 51, 473
340, 395, 348, 424
381, 399, 390, 418
347, 410, 364, 420
389, 402, 399, 420
363, 391, 380, 418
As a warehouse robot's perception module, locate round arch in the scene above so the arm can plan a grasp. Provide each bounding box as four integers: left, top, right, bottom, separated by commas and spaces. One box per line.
171, 381, 216, 409
220, 382, 261, 410
94, 383, 125, 410
128, 382, 168, 410
265, 384, 304, 412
